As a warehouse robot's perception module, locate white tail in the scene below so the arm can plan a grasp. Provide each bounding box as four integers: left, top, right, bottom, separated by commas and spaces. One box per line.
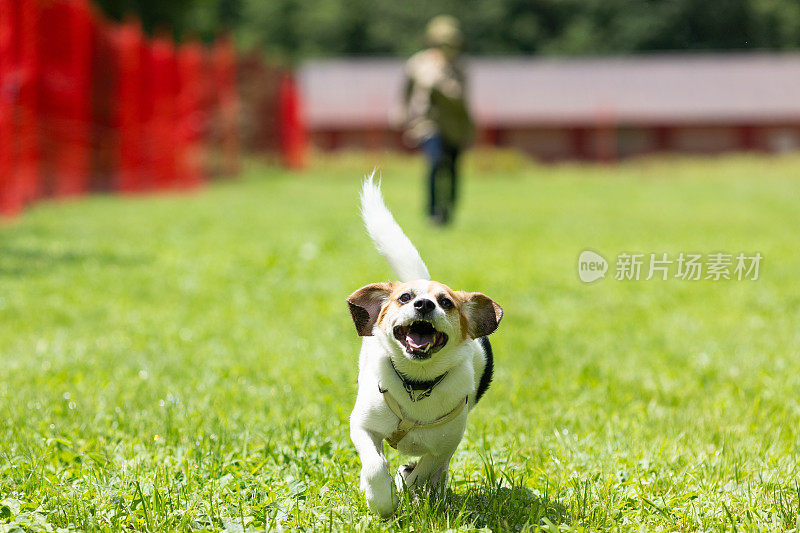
360, 173, 430, 282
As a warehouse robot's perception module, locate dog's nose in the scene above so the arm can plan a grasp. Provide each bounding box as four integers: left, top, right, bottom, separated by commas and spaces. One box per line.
414, 298, 435, 315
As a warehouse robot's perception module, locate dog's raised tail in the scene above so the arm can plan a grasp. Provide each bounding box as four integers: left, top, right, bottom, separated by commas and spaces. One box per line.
360, 173, 430, 282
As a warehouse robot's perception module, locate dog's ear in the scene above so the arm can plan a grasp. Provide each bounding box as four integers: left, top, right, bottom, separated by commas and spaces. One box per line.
347, 282, 394, 336
458, 292, 503, 338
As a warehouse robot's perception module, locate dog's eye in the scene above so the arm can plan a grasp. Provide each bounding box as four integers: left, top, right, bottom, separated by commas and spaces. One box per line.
397, 292, 413, 304
438, 296, 454, 310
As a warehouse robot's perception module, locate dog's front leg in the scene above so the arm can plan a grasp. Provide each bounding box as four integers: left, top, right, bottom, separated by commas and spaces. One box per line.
351, 426, 397, 517
397, 451, 454, 498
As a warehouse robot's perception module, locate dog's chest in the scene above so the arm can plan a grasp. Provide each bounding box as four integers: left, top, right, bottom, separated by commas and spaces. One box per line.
393, 407, 468, 456
376, 384, 470, 454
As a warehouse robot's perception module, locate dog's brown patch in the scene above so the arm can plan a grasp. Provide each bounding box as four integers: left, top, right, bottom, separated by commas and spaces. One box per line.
459, 311, 469, 340
347, 282, 395, 336
376, 299, 394, 327
456, 291, 503, 338
374, 282, 414, 329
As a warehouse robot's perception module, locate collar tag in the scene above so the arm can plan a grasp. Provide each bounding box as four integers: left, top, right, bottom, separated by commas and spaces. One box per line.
406, 383, 434, 402
391, 358, 448, 402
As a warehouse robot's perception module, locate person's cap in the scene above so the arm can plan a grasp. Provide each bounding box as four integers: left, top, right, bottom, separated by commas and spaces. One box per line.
425, 15, 463, 48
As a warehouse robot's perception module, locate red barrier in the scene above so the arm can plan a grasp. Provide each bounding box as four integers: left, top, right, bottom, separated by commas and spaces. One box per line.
212, 35, 240, 176
114, 20, 144, 192
151, 36, 178, 189
17, 0, 41, 203
278, 74, 307, 169
65, 0, 93, 195
0, 0, 21, 215
177, 41, 206, 188
38, 0, 93, 197
138, 35, 157, 191
0, 1, 303, 219
87, 16, 119, 192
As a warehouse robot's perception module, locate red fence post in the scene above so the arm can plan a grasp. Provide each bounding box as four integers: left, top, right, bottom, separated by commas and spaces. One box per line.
17, 0, 40, 203
38, 0, 94, 197
64, 0, 93, 196
0, 0, 21, 216
151, 35, 178, 189
87, 14, 120, 193
199, 47, 216, 174
115, 19, 144, 193
213, 35, 240, 176
37, 0, 63, 197
139, 35, 157, 191
278, 73, 307, 169
177, 40, 205, 188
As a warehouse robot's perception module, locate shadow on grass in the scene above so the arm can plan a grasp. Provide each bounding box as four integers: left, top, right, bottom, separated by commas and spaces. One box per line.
0, 245, 149, 277
443, 483, 569, 531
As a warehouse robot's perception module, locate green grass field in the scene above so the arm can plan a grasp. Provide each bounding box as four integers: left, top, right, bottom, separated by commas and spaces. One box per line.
1, 153, 800, 532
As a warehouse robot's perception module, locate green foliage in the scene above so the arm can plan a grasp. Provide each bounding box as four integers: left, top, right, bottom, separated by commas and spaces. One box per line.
91, 0, 241, 39
91, 0, 800, 57
1, 154, 800, 530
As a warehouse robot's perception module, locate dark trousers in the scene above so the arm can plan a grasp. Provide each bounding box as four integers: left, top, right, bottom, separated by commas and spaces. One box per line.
421, 134, 460, 223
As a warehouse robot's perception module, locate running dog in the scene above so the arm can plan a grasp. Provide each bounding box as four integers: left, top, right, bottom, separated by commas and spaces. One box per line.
347, 175, 502, 516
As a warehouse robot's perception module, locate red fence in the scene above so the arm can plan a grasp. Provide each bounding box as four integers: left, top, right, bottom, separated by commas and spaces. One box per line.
0, 0, 245, 217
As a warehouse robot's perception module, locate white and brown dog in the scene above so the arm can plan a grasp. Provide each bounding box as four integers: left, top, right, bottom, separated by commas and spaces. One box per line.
347, 176, 502, 516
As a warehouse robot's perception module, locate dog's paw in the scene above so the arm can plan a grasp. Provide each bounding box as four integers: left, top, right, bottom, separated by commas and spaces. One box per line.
429, 464, 449, 499
360, 460, 397, 517
394, 461, 418, 491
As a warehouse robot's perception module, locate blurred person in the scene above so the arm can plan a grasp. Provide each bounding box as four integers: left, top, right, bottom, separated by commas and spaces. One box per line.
401, 15, 473, 225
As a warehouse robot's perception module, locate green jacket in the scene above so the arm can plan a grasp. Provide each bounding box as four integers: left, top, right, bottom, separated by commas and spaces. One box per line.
402, 48, 474, 148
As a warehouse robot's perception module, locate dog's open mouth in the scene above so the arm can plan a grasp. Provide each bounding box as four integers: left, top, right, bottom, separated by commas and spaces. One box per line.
393, 320, 448, 358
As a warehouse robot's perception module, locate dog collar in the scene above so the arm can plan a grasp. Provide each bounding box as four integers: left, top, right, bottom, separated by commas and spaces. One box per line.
389, 358, 449, 402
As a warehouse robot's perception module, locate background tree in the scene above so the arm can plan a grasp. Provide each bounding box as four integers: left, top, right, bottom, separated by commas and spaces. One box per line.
91, 0, 800, 59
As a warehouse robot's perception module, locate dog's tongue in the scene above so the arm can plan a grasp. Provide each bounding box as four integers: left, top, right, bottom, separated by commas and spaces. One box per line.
406, 331, 434, 351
